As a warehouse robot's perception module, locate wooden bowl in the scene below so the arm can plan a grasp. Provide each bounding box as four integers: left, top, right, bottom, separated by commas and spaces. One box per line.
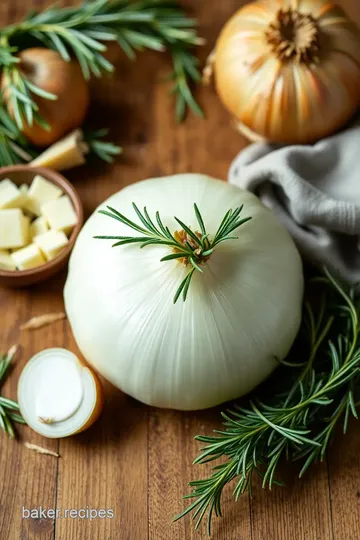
0, 165, 83, 287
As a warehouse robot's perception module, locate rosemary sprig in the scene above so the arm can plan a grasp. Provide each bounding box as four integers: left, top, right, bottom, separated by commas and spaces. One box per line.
0, 346, 26, 439
0, 0, 203, 130
95, 203, 252, 303
0, 103, 36, 166
176, 268, 360, 535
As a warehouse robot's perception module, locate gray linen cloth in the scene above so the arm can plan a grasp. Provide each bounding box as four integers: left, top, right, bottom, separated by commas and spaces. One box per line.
228, 123, 360, 283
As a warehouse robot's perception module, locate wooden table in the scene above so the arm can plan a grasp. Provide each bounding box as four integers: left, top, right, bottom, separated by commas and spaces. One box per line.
1, 1, 360, 539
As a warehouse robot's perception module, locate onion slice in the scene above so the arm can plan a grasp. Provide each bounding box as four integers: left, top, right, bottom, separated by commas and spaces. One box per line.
18, 348, 103, 438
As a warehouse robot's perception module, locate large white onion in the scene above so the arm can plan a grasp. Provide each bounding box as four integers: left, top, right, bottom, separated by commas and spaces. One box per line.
64, 174, 303, 410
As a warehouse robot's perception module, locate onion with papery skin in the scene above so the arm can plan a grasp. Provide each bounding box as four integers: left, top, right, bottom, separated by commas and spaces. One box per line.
213, 0, 360, 144
64, 174, 303, 411
2, 48, 90, 147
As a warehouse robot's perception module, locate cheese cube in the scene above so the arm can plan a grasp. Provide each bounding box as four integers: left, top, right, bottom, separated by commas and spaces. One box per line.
18, 184, 31, 213
23, 196, 42, 217
0, 250, 16, 271
28, 175, 62, 206
0, 179, 23, 210
30, 216, 49, 239
11, 243, 45, 270
41, 196, 77, 235
34, 229, 69, 261
0, 209, 29, 249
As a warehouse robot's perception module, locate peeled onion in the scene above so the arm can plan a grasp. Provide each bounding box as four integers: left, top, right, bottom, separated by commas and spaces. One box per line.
64, 174, 303, 411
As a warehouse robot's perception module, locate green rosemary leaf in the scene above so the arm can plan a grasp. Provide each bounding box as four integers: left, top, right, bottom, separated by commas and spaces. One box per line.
132, 203, 157, 234
84, 129, 122, 163
8, 412, 26, 424
0, 397, 20, 410
173, 273, 188, 304
189, 257, 203, 273
174, 217, 202, 247
161, 252, 188, 262
194, 203, 207, 236
111, 237, 152, 247
24, 80, 57, 100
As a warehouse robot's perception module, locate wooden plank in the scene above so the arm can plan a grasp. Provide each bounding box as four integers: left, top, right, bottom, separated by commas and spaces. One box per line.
328, 421, 360, 540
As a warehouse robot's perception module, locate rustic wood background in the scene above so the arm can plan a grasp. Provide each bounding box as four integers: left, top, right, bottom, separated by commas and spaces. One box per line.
1, 1, 360, 539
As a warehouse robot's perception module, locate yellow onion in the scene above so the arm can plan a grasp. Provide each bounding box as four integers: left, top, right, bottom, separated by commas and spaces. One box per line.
2, 48, 90, 147
213, 0, 360, 144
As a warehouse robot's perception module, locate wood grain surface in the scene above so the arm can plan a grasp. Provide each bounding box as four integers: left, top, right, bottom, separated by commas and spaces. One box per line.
1, 1, 360, 539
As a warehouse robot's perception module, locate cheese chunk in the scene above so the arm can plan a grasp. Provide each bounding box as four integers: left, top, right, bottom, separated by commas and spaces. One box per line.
0, 179, 23, 210
41, 196, 77, 235
0, 209, 29, 249
34, 229, 69, 261
21, 194, 41, 217
0, 250, 16, 271
30, 216, 49, 239
28, 175, 62, 206
11, 243, 45, 270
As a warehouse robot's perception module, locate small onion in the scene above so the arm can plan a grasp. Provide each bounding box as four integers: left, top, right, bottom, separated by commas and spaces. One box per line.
65, 174, 304, 411
213, 0, 360, 143
2, 48, 90, 147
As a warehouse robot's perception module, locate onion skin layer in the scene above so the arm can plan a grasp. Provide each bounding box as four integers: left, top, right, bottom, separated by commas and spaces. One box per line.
74, 363, 104, 435
3, 48, 90, 147
214, 0, 360, 144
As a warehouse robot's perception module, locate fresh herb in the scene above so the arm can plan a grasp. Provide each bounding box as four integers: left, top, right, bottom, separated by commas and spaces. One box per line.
0, 103, 37, 166
0, 0, 203, 137
0, 346, 26, 439
176, 268, 360, 535
84, 128, 123, 163
95, 203, 252, 303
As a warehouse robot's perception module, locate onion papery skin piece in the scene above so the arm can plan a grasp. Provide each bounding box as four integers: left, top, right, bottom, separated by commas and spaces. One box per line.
64, 174, 304, 411
214, 0, 360, 144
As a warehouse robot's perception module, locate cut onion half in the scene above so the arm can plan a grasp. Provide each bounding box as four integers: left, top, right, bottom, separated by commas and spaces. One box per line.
18, 348, 103, 438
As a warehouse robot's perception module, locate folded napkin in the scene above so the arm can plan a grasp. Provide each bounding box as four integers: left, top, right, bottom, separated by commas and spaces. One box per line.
228, 123, 360, 283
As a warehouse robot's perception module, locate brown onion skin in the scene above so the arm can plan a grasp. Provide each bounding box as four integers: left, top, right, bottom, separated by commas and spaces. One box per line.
214, 0, 360, 144
2, 48, 90, 147
73, 357, 104, 434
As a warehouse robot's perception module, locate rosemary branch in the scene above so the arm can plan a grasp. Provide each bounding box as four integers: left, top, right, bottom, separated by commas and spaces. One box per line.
176, 268, 360, 535
0, 0, 203, 136
95, 203, 252, 303
0, 346, 26, 439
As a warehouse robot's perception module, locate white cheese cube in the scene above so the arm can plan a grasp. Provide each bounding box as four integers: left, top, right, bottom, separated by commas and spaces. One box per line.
0, 179, 23, 210
28, 175, 62, 206
22, 195, 41, 217
0, 209, 30, 249
30, 216, 49, 239
34, 229, 69, 261
18, 184, 31, 213
0, 250, 16, 271
41, 196, 77, 235
11, 243, 45, 270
